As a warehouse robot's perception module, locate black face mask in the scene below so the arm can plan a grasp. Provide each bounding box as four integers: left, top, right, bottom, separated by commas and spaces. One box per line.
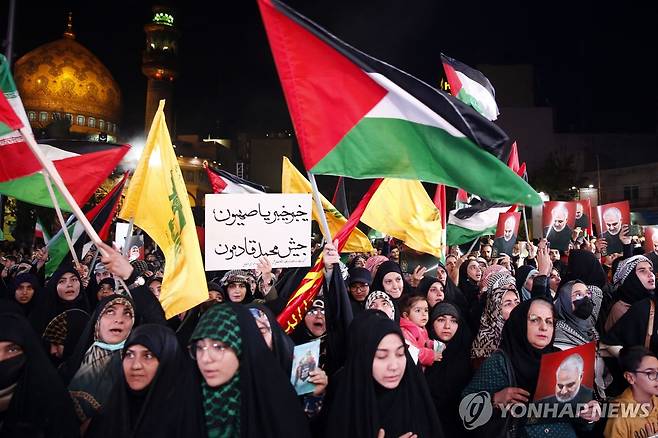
573, 297, 594, 320
0, 354, 26, 389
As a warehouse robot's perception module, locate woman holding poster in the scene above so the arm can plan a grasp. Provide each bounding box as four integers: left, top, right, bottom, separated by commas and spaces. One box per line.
463, 298, 600, 437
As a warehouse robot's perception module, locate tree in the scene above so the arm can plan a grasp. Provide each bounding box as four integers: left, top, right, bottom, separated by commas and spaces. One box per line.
530, 151, 583, 200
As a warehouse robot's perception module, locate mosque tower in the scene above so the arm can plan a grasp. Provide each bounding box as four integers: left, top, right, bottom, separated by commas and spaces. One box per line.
141, 5, 179, 135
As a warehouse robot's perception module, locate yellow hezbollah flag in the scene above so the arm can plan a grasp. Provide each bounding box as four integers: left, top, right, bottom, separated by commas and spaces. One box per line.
119, 100, 207, 318
281, 157, 372, 253
361, 178, 443, 257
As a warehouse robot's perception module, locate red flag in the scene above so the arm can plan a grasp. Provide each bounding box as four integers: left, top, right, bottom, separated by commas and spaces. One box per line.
507, 141, 520, 174
456, 188, 469, 204
277, 178, 383, 333
433, 184, 447, 229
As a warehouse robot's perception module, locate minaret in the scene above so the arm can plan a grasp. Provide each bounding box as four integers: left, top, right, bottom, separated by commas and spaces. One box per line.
142, 5, 179, 135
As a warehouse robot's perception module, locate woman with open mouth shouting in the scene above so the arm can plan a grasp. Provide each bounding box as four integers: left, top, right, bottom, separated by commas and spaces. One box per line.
60, 294, 136, 435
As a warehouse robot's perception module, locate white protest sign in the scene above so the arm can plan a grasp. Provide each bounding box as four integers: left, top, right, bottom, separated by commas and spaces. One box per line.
114, 222, 131, 251
205, 193, 312, 270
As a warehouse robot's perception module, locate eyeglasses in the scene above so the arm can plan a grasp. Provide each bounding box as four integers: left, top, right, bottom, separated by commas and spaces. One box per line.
350, 284, 369, 291
188, 341, 229, 360
308, 308, 325, 316
634, 370, 658, 381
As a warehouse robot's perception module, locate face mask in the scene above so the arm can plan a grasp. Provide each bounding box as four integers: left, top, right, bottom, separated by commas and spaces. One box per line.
573, 297, 594, 320
0, 354, 26, 389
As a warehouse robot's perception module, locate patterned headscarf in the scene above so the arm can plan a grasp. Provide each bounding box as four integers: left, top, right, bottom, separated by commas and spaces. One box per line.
478, 265, 508, 296
191, 304, 242, 438
613, 255, 653, 286
471, 272, 518, 359
364, 290, 395, 319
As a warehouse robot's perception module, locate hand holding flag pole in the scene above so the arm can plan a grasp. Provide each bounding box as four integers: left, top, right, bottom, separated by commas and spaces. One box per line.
19, 127, 133, 293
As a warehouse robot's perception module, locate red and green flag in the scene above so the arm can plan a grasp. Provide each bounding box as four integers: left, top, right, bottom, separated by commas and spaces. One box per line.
441, 53, 500, 121
0, 54, 129, 210
257, 0, 541, 206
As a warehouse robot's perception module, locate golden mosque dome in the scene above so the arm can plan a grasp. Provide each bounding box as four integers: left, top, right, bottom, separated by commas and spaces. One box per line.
13, 14, 122, 138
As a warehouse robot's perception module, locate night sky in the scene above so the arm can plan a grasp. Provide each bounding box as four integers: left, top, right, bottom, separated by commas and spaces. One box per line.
3, 0, 656, 142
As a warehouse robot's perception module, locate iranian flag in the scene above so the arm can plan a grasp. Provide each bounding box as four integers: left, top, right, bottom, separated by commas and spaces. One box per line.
441, 53, 500, 121
257, 0, 541, 206
0, 54, 129, 210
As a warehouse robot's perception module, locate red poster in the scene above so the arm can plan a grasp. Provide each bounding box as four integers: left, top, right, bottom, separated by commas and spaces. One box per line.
542, 201, 577, 252
534, 342, 595, 404
645, 226, 658, 255
492, 212, 521, 257
596, 201, 630, 255
574, 199, 592, 235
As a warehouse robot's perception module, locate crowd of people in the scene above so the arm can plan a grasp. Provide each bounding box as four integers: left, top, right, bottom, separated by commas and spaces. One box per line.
0, 225, 657, 437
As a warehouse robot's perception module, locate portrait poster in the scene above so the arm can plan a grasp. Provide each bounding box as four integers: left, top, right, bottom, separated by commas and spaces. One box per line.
492, 212, 521, 257
645, 226, 658, 255
574, 199, 593, 235
290, 339, 321, 395
595, 201, 630, 256
204, 193, 312, 270
534, 341, 595, 403
125, 235, 145, 261
542, 201, 577, 252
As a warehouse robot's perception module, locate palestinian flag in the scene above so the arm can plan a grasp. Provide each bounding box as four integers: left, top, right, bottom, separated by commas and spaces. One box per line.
257, 0, 541, 206
441, 53, 499, 121
447, 197, 511, 246
0, 141, 129, 210
0, 56, 129, 210
45, 173, 128, 277
204, 164, 266, 194
447, 155, 528, 246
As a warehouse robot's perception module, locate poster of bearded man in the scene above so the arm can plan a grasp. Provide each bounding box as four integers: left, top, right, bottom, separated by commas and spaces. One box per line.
596, 201, 630, 255
492, 212, 521, 257
542, 202, 577, 252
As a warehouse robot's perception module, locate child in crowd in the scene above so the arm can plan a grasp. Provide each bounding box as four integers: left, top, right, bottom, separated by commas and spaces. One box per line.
399, 295, 442, 369
604, 346, 658, 438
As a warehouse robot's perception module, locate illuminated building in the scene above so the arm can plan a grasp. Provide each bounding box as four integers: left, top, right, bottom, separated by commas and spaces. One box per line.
142, 5, 179, 136
13, 13, 122, 142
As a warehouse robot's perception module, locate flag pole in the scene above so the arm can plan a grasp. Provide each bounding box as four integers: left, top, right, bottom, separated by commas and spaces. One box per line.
522, 206, 530, 241
307, 172, 333, 242
19, 127, 104, 248
122, 217, 135, 256
43, 173, 80, 268
466, 238, 479, 256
